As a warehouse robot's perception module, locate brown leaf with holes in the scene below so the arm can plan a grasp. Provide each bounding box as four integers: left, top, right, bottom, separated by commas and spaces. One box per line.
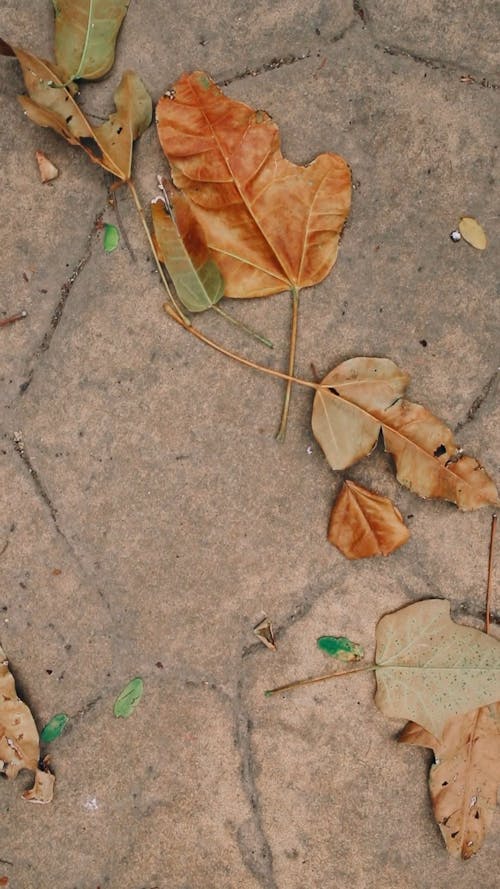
156, 71, 351, 298
400, 703, 500, 859
328, 480, 409, 559
312, 357, 498, 510
0, 643, 39, 779
23, 764, 55, 804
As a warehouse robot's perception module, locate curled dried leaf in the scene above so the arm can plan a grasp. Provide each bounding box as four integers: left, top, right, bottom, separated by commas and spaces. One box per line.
0, 643, 39, 779
35, 150, 59, 183
254, 618, 277, 651
328, 480, 409, 559
23, 765, 55, 804
400, 704, 500, 859
312, 357, 498, 510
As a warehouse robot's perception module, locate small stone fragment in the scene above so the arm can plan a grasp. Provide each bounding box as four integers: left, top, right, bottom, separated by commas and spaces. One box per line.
449, 230, 461, 243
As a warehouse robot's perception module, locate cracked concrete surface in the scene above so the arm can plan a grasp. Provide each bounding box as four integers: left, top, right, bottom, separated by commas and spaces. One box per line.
0, 2, 499, 887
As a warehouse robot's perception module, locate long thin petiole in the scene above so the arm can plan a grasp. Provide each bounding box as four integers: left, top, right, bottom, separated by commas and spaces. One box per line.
485, 513, 497, 634
164, 303, 322, 392
127, 179, 190, 325
212, 303, 273, 349
264, 664, 376, 696
0, 310, 27, 328
275, 285, 300, 442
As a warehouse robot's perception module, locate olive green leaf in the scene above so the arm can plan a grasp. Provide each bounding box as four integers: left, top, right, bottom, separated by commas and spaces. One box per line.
52, 0, 130, 83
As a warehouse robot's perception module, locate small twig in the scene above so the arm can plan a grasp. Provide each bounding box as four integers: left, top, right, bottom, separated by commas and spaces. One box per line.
485, 513, 497, 634
265, 663, 375, 696
0, 310, 27, 328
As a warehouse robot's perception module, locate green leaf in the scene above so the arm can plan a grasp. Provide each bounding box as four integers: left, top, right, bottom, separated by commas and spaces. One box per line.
52, 0, 130, 83
40, 713, 69, 743
103, 222, 120, 252
375, 600, 500, 739
114, 677, 143, 718
317, 636, 364, 661
151, 186, 224, 313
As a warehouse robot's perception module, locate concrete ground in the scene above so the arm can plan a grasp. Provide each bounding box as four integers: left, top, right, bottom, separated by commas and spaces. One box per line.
0, 2, 499, 887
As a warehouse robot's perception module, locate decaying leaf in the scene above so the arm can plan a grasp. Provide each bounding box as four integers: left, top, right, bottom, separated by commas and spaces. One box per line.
151, 184, 224, 312
52, 0, 130, 83
114, 677, 143, 718
156, 71, 351, 298
328, 480, 409, 559
22, 764, 55, 804
254, 618, 277, 651
103, 222, 120, 253
311, 357, 498, 510
400, 704, 500, 859
3, 43, 151, 180
35, 150, 59, 183
0, 643, 39, 779
458, 216, 487, 251
317, 635, 364, 661
375, 599, 500, 740
40, 712, 69, 743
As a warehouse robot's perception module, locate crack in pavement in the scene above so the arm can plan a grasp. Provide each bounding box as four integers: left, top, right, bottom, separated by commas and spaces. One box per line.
234, 678, 278, 889
376, 42, 499, 88
455, 367, 499, 433
18, 207, 105, 397
217, 52, 311, 87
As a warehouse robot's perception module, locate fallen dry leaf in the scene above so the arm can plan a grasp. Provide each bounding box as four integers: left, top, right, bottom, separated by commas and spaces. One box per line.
0, 643, 39, 778
400, 704, 500, 858
458, 216, 487, 250
52, 0, 130, 83
35, 150, 58, 183
311, 357, 498, 510
375, 599, 500, 740
328, 480, 409, 559
151, 183, 224, 312
156, 71, 351, 298
3, 43, 151, 180
23, 764, 55, 804
254, 618, 277, 651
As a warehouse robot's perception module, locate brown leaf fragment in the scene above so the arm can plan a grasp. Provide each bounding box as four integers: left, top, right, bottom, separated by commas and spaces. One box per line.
254, 618, 277, 651
458, 216, 487, 250
400, 703, 500, 859
312, 357, 498, 510
156, 71, 351, 298
35, 150, 59, 183
0, 643, 39, 778
328, 480, 409, 559
22, 764, 55, 804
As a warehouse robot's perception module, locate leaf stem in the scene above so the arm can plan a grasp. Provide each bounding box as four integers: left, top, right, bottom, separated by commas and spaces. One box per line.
127, 179, 190, 325
164, 303, 322, 392
264, 663, 376, 696
0, 310, 27, 328
50, 0, 95, 88
485, 513, 497, 634
212, 303, 273, 349
275, 286, 300, 442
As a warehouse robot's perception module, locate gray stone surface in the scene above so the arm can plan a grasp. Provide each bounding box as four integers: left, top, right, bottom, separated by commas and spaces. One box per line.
0, 2, 499, 888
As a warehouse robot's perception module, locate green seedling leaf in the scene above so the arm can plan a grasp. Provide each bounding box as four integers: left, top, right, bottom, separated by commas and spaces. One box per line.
53, 0, 130, 83
40, 713, 69, 743
3, 43, 151, 180
317, 636, 364, 662
151, 185, 224, 313
103, 222, 120, 252
114, 677, 143, 718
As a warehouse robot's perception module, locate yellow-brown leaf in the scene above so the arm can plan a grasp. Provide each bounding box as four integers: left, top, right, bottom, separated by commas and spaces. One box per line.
328, 480, 409, 559
156, 71, 351, 297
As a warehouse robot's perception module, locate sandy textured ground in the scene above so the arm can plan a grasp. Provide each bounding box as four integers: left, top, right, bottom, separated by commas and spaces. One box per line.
0, 2, 499, 887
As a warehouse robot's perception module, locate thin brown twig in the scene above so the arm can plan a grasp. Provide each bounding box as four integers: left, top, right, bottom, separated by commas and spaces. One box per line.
0, 310, 27, 328
485, 513, 497, 634
276, 285, 300, 441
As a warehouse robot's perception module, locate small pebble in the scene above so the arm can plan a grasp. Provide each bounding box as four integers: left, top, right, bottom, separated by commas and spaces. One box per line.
450, 230, 461, 242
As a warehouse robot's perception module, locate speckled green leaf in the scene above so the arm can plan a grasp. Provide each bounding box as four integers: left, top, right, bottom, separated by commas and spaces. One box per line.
52, 0, 130, 83
317, 636, 364, 661
103, 222, 119, 252
375, 600, 500, 740
40, 712, 69, 743
114, 677, 143, 718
